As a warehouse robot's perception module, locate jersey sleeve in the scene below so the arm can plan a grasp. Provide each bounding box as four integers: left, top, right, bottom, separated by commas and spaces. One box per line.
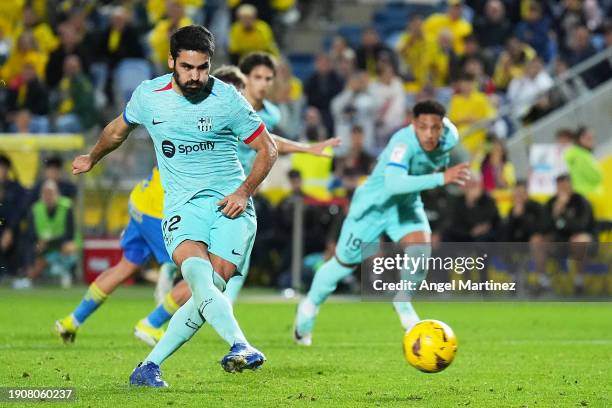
385, 129, 414, 171
123, 84, 145, 126
442, 117, 459, 151
227, 88, 265, 144
382, 128, 444, 195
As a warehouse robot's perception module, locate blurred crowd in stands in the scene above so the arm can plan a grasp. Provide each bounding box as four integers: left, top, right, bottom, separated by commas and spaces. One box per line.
0, 154, 78, 287
0, 0, 610, 288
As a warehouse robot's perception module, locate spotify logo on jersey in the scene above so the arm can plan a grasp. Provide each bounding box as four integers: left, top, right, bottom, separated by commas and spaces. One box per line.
162, 140, 176, 158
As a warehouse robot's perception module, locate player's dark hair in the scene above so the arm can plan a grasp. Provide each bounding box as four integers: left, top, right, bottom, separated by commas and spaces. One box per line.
412, 100, 446, 118
239, 52, 277, 76
170, 25, 215, 59
212, 65, 246, 89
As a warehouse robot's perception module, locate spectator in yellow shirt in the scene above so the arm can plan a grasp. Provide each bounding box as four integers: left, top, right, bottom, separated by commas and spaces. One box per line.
1, 31, 48, 83
423, 0, 472, 55
493, 36, 536, 91
396, 15, 440, 91
149, 0, 192, 68
13, 5, 59, 56
448, 72, 497, 156
228, 4, 279, 64
147, 0, 203, 24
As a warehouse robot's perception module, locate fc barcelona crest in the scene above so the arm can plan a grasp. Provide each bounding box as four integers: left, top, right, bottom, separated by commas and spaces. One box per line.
198, 117, 213, 132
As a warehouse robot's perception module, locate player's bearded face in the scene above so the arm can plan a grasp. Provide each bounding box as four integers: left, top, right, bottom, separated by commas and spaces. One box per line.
414, 114, 443, 152
171, 51, 211, 95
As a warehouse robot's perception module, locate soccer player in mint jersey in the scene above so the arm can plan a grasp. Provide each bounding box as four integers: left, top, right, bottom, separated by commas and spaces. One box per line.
237, 52, 281, 175
71, 25, 278, 386
56, 64, 338, 349
293, 100, 471, 346
132, 65, 340, 342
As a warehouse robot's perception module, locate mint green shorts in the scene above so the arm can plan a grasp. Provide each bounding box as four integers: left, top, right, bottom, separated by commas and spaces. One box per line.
162, 193, 256, 275
335, 203, 430, 265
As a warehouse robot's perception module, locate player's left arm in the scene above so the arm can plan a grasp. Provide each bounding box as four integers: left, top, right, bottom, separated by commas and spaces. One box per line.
273, 135, 340, 157
72, 114, 133, 174
217, 127, 278, 218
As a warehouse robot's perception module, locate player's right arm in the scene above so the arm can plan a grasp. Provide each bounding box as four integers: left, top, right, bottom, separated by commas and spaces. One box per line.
72, 114, 132, 174
73, 82, 145, 175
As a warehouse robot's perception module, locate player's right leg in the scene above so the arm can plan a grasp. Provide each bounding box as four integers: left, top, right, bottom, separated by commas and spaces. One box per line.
55, 217, 149, 343
294, 210, 385, 345
386, 205, 433, 331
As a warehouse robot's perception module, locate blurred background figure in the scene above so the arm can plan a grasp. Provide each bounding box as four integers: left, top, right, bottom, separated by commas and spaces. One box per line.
505, 181, 545, 243
448, 72, 496, 156
332, 125, 374, 178
54, 54, 96, 133
563, 127, 603, 196
331, 71, 375, 156
14, 180, 76, 289
444, 172, 501, 242
305, 53, 344, 135
369, 57, 405, 147
544, 175, 595, 243
228, 4, 279, 64
0, 155, 26, 280
29, 156, 77, 204
423, 0, 473, 55
149, 0, 192, 71
480, 138, 515, 192
6, 62, 50, 133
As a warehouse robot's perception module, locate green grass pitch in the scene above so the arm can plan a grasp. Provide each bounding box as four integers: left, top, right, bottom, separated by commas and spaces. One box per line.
0, 287, 611, 407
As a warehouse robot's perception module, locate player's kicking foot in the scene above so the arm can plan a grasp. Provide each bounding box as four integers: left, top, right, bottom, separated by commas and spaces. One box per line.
293, 298, 318, 346
293, 327, 312, 346
393, 302, 420, 332
55, 316, 78, 344
134, 320, 165, 346
129, 361, 168, 387
221, 343, 266, 373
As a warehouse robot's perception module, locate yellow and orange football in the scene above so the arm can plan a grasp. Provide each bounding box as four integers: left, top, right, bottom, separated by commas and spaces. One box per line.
403, 319, 458, 373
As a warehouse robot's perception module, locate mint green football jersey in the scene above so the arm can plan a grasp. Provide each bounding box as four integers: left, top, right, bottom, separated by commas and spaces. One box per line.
124, 74, 264, 215
237, 99, 281, 174
348, 118, 459, 219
